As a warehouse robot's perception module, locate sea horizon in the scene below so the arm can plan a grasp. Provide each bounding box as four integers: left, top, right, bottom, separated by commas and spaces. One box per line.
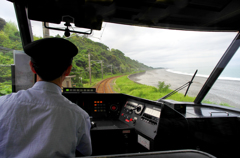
166, 68, 240, 81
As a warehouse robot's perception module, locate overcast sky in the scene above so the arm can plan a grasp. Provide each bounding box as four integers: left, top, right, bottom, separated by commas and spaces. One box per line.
1, 0, 240, 77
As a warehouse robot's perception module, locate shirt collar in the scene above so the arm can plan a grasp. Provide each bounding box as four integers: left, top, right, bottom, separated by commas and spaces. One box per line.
31, 81, 62, 94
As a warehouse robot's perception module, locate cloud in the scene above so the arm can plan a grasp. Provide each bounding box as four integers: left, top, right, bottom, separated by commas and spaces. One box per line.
98, 23, 238, 71
0, 1, 17, 24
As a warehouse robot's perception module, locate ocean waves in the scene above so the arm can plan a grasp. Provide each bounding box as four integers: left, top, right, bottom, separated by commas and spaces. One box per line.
166, 69, 240, 81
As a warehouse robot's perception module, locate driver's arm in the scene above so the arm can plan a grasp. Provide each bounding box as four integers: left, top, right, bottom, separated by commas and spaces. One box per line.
76, 115, 92, 156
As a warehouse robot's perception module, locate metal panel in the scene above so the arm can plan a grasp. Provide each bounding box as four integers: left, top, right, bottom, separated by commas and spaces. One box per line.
13, 50, 34, 92
14, 2, 33, 47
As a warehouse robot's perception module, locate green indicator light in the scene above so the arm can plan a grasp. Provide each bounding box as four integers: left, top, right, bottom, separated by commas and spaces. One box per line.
66, 89, 69, 92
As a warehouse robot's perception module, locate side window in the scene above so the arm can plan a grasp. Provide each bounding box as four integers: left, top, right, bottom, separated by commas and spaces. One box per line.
0, 2, 22, 96
0, 51, 13, 96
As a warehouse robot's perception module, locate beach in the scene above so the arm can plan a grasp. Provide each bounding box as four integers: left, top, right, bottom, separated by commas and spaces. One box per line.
129, 69, 240, 109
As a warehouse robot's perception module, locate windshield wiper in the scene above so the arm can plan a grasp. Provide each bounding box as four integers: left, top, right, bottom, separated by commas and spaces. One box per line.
157, 70, 198, 102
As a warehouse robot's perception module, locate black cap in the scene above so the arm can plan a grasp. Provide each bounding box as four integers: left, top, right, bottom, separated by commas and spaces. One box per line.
24, 38, 78, 81
24, 38, 78, 65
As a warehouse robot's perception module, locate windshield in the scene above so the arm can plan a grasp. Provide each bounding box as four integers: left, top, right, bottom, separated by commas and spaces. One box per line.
0, 1, 239, 109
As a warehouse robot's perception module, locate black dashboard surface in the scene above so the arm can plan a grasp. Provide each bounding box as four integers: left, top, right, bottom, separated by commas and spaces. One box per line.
63, 92, 240, 158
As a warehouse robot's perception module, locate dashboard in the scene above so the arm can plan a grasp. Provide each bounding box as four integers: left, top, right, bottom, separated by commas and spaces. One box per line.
62, 88, 240, 158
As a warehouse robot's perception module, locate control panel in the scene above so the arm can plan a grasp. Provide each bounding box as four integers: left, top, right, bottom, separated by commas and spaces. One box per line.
93, 100, 106, 113
141, 107, 161, 126
120, 101, 145, 125
62, 92, 124, 119
91, 99, 121, 119
63, 87, 96, 93
124, 101, 144, 115
119, 99, 162, 140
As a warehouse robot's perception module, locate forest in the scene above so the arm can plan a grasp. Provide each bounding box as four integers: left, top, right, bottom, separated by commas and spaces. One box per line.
0, 18, 152, 96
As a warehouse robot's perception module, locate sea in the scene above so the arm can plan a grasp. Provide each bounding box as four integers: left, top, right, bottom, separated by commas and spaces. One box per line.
164, 67, 240, 109
166, 67, 240, 81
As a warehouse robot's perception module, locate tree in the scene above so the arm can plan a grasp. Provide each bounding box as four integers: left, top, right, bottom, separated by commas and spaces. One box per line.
0, 31, 8, 46
0, 17, 6, 31
0, 21, 22, 50
0, 52, 13, 82
3, 21, 18, 36
55, 34, 61, 38
33, 35, 43, 41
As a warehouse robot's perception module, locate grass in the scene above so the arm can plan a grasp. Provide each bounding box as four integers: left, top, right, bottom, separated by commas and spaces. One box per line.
202, 100, 232, 107
113, 75, 232, 107
158, 81, 170, 93
0, 81, 12, 96
113, 75, 195, 102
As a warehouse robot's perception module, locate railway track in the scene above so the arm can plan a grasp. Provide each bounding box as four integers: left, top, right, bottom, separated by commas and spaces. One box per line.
95, 76, 122, 93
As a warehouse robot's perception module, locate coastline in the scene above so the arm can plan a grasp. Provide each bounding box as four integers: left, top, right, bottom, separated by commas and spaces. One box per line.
129, 69, 240, 108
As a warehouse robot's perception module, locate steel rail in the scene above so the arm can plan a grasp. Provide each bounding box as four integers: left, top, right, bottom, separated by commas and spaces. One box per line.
95, 76, 122, 93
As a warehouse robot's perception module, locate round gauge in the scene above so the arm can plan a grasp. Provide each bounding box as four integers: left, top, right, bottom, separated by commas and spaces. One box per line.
110, 104, 118, 112
135, 104, 144, 115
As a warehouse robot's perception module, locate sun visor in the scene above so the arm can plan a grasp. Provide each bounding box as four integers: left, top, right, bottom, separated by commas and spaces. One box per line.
27, 0, 102, 30
27, 1, 61, 24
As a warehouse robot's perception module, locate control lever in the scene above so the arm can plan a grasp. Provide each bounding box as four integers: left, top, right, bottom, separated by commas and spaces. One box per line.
91, 121, 97, 129
130, 106, 140, 111
132, 117, 137, 125
128, 107, 136, 113
136, 106, 142, 112
135, 104, 144, 115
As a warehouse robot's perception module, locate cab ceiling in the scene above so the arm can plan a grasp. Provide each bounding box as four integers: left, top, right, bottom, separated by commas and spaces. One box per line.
8, 0, 240, 31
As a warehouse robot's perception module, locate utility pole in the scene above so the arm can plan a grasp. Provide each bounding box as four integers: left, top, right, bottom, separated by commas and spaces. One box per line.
42, 22, 50, 38
91, 60, 103, 79
111, 64, 112, 75
106, 64, 113, 75
101, 61, 103, 79
88, 53, 91, 85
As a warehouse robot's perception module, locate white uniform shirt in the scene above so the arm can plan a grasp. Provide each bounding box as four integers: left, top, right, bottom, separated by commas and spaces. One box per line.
0, 81, 92, 157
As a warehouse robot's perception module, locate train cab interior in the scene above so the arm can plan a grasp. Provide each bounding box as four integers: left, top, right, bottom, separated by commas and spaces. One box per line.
3, 0, 240, 157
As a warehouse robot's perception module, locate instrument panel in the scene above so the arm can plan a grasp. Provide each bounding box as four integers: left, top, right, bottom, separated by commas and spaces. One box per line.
119, 99, 162, 140
91, 99, 122, 119
62, 89, 124, 119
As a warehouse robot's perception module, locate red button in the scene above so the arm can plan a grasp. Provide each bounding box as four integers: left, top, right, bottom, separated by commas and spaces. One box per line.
112, 106, 116, 110
121, 113, 124, 116
125, 119, 129, 122
130, 118, 133, 122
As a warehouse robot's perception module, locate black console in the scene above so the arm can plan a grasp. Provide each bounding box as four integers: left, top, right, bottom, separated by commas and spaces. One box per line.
63, 90, 240, 158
